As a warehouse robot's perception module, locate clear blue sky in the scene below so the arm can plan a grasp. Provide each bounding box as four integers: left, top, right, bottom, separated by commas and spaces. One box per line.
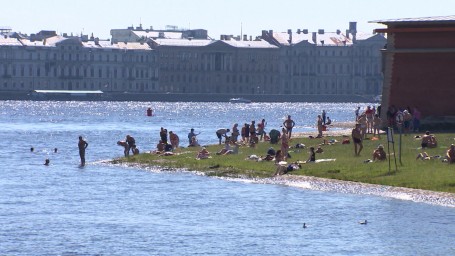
3, 0, 455, 39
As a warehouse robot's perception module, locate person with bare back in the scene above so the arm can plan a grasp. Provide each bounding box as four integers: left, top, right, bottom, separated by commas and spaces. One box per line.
283, 115, 295, 139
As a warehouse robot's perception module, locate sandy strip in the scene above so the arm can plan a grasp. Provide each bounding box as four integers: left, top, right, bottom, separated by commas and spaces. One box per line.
110, 160, 455, 208
257, 175, 455, 208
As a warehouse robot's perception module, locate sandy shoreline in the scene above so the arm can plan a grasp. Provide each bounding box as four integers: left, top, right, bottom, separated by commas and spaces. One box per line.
118, 161, 455, 208
259, 174, 455, 208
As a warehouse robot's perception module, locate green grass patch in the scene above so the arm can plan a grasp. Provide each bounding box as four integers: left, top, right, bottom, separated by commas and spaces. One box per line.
114, 132, 455, 193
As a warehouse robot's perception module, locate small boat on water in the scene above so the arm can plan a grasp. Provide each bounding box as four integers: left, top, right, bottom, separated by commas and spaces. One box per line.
229, 98, 252, 103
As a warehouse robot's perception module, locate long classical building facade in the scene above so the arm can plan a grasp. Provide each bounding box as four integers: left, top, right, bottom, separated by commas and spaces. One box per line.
0, 23, 386, 100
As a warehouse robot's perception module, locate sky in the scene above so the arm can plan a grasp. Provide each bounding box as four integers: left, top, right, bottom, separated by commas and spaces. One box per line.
3, 0, 455, 40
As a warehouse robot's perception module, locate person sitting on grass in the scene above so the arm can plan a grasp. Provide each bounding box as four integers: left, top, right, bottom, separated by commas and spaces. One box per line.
421, 131, 437, 149
372, 144, 387, 161
446, 144, 455, 164
326, 117, 332, 125
188, 136, 200, 147
196, 147, 211, 159
306, 147, 316, 163
274, 150, 284, 164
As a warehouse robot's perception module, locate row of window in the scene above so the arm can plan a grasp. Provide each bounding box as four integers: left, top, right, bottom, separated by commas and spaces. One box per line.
0, 49, 156, 63
2, 80, 157, 91
1, 64, 157, 79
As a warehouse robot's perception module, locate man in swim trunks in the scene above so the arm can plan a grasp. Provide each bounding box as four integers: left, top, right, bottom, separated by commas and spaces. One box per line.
283, 115, 295, 139
216, 128, 230, 145
351, 123, 363, 156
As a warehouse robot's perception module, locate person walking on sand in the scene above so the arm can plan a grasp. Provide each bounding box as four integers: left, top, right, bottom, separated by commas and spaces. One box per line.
283, 115, 295, 139
78, 136, 88, 166
351, 123, 363, 156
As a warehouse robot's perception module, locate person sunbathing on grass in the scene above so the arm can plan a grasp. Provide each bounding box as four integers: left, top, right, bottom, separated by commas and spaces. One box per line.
196, 147, 211, 159
372, 145, 387, 161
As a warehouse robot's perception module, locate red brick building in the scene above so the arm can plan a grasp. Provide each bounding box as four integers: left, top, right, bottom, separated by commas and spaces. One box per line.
374, 16, 455, 123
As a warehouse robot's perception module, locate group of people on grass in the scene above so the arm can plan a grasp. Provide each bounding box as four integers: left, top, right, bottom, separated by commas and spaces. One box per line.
114, 106, 454, 168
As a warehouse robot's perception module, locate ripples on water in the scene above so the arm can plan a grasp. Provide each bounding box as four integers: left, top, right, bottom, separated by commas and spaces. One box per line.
1, 101, 454, 255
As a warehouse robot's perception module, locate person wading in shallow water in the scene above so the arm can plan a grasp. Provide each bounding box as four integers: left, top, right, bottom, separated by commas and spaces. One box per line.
78, 136, 88, 166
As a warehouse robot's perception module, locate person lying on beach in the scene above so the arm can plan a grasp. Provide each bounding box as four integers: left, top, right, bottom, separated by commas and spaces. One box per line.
416, 152, 441, 160
216, 139, 239, 155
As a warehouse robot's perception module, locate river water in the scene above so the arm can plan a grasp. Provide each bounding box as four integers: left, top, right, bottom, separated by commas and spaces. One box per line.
0, 101, 454, 255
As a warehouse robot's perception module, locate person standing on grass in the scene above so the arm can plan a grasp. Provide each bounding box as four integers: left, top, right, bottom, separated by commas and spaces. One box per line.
283, 115, 295, 139
281, 127, 289, 160
351, 123, 363, 156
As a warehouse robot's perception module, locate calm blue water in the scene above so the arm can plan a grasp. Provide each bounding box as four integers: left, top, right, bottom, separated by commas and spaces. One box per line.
1, 101, 454, 255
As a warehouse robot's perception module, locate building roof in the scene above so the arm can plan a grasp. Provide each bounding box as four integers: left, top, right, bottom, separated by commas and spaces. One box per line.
221, 39, 279, 48
0, 37, 22, 46
271, 30, 380, 46
372, 15, 455, 25
19, 35, 67, 47
152, 38, 214, 47
133, 30, 183, 39
115, 42, 153, 50
272, 31, 353, 46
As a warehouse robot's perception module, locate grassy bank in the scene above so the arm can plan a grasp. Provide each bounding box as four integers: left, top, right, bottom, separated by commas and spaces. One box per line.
114, 132, 455, 193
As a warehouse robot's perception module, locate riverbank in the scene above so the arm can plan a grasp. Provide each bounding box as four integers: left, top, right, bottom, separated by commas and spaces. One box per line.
112, 127, 455, 206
